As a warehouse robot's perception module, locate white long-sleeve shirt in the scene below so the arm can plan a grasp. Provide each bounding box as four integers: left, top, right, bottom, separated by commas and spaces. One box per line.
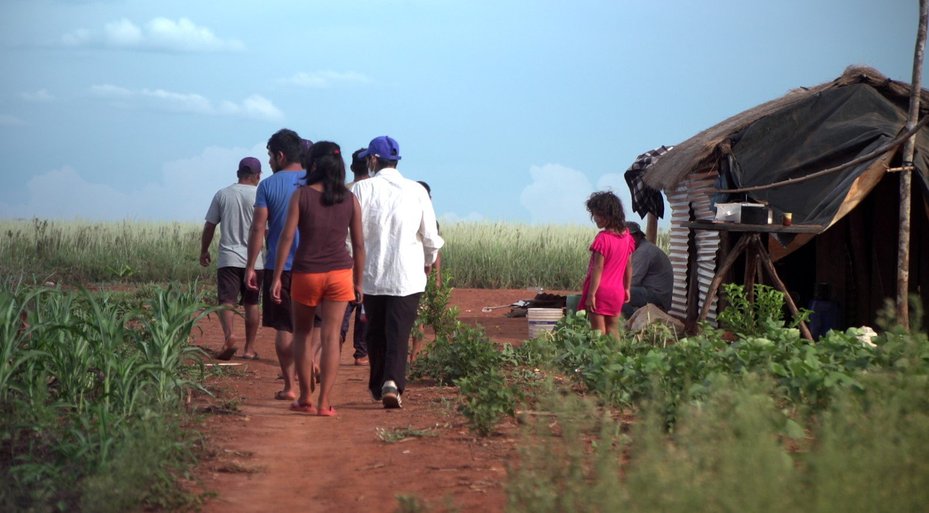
351, 168, 444, 296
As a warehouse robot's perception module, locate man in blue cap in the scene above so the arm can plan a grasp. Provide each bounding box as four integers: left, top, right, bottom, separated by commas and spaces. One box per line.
351, 136, 444, 408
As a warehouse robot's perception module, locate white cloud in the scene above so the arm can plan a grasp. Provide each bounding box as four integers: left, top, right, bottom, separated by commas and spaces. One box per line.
90, 84, 283, 121
105, 18, 143, 46
520, 164, 595, 224
21, 89, 55, 102
519, 164, 641, 225
61, 17, 243, 53
0, 114, 25, 126
0, 144, 269, 221
440, 211, 485, 223
61, 28, 92, 46
281, 71, 371, 88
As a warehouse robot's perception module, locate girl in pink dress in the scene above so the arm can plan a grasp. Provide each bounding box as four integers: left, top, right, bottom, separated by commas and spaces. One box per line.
578, 191, 635, 336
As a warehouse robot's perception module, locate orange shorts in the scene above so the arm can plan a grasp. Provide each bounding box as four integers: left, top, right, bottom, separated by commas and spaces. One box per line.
291, 268, 355, 307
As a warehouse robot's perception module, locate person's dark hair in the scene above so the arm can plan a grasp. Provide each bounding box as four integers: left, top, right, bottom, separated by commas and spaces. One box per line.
371, 157, 398, 172
305, 141, 347, 205
300, 139, 314, 167
417, 180, 432, 198
585, 191, 627, 231
350, 148, 367, 178
266, 129, 303, 166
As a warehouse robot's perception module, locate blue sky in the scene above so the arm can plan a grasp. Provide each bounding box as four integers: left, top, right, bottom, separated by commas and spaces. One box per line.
0, 0, 923, 226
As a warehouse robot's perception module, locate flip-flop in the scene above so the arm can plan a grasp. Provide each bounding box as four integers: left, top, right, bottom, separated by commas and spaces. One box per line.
238, 353, 260, 360
317, 407, 337, 417
289, 401, 317, 414
274, 390, 296, 401
216, 345, 237, 361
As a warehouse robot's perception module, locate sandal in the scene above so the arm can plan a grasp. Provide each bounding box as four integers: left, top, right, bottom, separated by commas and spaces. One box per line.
289, 401, 317, 414
216, 345, 237, 361
317, 407, 337, 417
238, 353, 260, 360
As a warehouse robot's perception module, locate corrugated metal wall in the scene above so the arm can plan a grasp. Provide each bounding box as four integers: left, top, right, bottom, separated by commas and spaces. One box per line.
666, 173, 721, 322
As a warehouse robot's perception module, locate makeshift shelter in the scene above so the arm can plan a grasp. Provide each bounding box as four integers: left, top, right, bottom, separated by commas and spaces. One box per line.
630, 66, 929, 331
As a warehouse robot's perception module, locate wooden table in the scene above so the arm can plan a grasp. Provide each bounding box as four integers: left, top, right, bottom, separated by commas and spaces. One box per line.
685, 221, 823, 341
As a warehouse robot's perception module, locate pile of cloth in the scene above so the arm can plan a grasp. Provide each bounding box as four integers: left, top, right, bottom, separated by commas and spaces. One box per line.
505, 293, 566, 318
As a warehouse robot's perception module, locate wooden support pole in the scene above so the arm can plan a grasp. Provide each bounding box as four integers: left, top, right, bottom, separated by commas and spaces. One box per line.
698, 234, 751, 322
752, 236, 814, 341
897, 0, 928, 329
645, 212, 659, 243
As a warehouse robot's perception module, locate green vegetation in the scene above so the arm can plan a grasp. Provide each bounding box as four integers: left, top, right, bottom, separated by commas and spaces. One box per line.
1, 218, 671, 290
1, 219, 209, 284
4, 218, 923, 512
507, 371, 929, 513
409, 280, 929, 512
375, 426, 438, 443
438, 221, 596, 289
0, 282, 215, 512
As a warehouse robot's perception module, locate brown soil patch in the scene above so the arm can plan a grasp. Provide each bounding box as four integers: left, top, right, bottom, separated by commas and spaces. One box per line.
190, 288, 572, 513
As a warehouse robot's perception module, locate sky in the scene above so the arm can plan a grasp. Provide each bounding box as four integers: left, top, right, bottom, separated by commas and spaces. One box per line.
0, 0, 924, 227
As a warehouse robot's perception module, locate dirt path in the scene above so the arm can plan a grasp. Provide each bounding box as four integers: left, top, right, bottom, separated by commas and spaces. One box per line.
190, 289, 559, 513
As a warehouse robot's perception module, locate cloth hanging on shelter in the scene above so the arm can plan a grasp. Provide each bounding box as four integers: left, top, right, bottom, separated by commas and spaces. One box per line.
624, 145, 673, 219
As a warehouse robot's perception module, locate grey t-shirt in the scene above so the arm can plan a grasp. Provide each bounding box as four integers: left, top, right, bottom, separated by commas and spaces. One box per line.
205, 183, 263, 270
631, 239, 673, 310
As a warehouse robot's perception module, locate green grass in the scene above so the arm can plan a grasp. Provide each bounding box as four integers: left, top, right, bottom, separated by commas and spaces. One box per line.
375, 426, 438, 443
0, 219, 209, 284
1, 218, 671, 290
438, 222, 597, 289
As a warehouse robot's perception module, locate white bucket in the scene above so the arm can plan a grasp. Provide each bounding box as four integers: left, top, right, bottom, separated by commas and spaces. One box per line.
527, 308, 563, 338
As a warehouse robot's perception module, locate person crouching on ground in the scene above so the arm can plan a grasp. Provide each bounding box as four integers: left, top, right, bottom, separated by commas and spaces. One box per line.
620, 221, 673, 318
271, 141, 364, 417
578, 191, 635, 337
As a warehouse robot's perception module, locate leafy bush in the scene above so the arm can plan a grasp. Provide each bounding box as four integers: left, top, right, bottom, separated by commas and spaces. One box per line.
717, 283, 810, 337
541, 290, 929, 426
507, 372, 929, 513
410, 323, 502, 385
457, 367, 516, 436
412, 269, 458, 345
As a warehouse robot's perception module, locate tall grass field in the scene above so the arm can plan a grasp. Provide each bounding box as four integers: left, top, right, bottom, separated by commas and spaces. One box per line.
0, 218, 669, 289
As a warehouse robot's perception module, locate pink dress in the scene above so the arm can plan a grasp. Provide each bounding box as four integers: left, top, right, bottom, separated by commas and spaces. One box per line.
578, 229, 635, 316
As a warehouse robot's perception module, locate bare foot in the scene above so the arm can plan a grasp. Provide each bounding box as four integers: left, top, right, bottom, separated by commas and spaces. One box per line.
274, 390, 297, 401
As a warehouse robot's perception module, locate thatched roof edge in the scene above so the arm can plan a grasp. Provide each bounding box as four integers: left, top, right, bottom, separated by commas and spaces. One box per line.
642, 66, 929, 190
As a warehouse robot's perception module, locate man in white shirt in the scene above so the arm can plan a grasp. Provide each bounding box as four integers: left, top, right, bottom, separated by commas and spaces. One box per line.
200, 157, 263, 360
351, 136, 444, 408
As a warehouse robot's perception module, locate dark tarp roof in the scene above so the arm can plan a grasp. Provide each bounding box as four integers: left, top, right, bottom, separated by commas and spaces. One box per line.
642, 66, 929, 227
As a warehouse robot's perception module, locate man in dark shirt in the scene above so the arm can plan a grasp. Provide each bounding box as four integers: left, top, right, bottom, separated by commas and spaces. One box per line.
622, 222, 673, 317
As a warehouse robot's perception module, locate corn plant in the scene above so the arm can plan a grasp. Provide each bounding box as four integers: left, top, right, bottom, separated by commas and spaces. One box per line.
0, 282, 215, 511
0, 287, 46, 402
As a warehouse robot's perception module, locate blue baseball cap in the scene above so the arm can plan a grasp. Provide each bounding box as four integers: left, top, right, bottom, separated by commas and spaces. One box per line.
359, 135, 401, 161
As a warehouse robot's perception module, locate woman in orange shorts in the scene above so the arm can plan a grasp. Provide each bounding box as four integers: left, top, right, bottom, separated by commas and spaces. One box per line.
271, 141, 364, 416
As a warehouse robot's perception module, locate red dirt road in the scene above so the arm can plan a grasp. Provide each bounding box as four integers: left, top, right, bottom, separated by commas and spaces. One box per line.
191, 288, 563, 513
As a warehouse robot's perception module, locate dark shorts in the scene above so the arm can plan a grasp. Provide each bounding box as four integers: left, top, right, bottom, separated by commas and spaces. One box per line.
262, 269, 293, 332
217, 267, 261, 306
